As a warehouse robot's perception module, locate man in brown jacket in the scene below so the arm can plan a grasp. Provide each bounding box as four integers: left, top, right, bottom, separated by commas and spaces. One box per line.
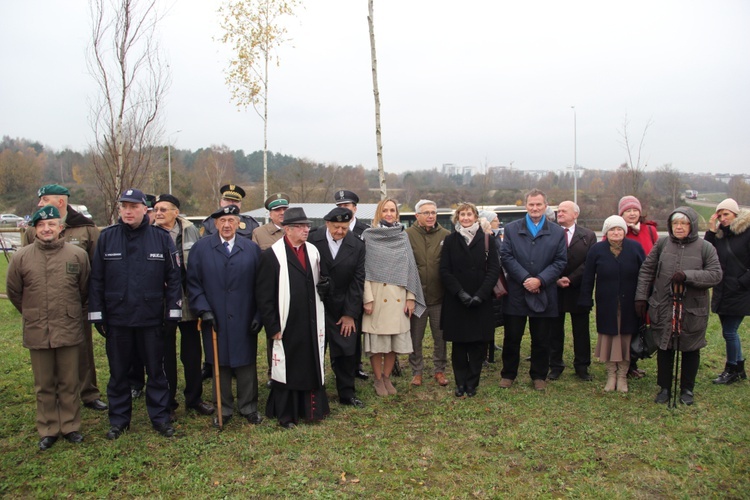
406, 199, 450, 387
7, 205, 91, 450
252, 192, 289, 251
22, 184, 107, 411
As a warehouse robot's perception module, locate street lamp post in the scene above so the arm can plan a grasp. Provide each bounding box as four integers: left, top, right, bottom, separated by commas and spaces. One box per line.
571, 106, 577, 205
167, 129, 182, 195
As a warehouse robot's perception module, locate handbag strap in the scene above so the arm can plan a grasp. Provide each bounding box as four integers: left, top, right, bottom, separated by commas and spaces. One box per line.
723, 237, 749, 272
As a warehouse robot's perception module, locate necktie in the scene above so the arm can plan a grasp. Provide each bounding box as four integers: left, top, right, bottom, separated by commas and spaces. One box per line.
567, 228, 573, 246
224, 241, 230, 254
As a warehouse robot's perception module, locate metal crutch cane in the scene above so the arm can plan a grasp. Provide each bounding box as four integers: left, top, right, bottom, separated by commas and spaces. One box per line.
212, 326, 223, 429
669, 282, 685, 409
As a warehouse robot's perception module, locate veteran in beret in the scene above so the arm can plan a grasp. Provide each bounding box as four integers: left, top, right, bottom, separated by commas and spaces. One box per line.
7, 205, 91, 450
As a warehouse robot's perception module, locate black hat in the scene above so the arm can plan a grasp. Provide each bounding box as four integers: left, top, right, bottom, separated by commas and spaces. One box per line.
324, 207, 353, 223
264, 192, 290, 210
281, 207, 312, 225
210, 204, 241, 218
155, 193, 181, 209
334, 190, 359, 205
118, 188, 148, 205
220, 184, 246, 202
144, 194, 157, 209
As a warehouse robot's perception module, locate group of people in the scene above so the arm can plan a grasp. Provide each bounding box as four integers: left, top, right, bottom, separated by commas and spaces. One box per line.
6, 182, 748, 451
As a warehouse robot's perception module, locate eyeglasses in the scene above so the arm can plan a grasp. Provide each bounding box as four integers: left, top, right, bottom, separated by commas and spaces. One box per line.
418, 211, 438, 217
288, 223, 312, 229
153, 207, 176, 213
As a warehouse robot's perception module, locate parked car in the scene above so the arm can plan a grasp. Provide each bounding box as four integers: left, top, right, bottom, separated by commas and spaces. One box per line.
0, 214, 23, 226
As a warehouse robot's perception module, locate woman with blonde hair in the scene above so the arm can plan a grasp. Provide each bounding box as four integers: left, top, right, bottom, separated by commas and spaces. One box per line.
362, 198, 425, 396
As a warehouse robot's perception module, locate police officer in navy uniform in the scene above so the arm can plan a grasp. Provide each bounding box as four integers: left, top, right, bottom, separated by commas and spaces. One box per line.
89, 188, 182, 440
200, 184, 259, 238
333, 190, 370, 379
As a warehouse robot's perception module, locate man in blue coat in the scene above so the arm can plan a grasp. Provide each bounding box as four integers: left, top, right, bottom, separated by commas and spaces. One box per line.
88, 188, 182, 440
500, 189, 567, 391
187, 205, 264, 427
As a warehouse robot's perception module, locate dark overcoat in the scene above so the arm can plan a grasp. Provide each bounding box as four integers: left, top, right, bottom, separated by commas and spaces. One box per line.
186, 233, 262, 368
704, 209, 750, 316
308, 229, 366, 357
501, 216, 567, 317
256, 242, 325, 391
440, 229, 501, 343
579, 239, 645, 335
558, 225, 598, 314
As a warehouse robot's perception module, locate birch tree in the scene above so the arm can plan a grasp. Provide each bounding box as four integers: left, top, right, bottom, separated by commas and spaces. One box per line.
87, 0, 169, 223
218, 0, 299, 209
368, 0, 387, 199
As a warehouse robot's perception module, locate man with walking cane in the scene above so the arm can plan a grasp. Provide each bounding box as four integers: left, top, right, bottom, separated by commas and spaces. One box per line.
188, 205, 264, 428
635, 207, 722, 406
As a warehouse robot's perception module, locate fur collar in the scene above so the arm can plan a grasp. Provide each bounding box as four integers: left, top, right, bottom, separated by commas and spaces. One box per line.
716, 209, 750, 239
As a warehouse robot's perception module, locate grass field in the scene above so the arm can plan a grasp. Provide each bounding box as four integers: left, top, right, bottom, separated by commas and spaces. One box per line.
0, 257, 748, 498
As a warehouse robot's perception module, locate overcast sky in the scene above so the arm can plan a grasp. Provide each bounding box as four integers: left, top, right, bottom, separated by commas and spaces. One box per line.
1, 1, 748, 175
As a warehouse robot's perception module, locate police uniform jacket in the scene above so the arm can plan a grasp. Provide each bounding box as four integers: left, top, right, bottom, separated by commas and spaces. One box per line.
201, 213, 259, 239
187, 233, 262, 368
88, 216, 182, 328
7, 238, 90, 349
308, 228, 366, 357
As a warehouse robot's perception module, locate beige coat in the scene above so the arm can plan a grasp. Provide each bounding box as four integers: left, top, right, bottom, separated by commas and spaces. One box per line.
252, 222, 284, 250
362, 281, 415, 335
6, 238, 90, 349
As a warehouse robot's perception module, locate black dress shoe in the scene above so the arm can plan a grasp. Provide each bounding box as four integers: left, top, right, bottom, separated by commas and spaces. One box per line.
576, 371, 593, 381
213, 415, 232, 428
245, 411, 263, 425
280, 421, 296, 430
547, 369, 563, 381
188, 401, 215, 416
466, 387, 477, 397
355, 369, 369, 380
153, 422, 175, 438
63, 431, 84, 444
340, 397, 365, 408
106, 424, 128, 440
455, 385, 466, 397
131, 388, 143, 399
84, 399, 108, 411
654, 388, 670, 404
680, 389, 694, 406
38, 436, 58, 451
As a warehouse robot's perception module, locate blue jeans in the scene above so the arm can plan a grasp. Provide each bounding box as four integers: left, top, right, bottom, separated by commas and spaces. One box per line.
719, 315, 745, 365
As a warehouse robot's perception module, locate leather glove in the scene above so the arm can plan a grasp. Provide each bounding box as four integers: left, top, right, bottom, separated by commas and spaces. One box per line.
250, 319, 263, 335
457, 290, 473, 307
316, 276, 331, 300
634, 300, 648, 320
201, 312, 215, 334
94, 323, 107, 338
671, 271, 686, 284
468, 296, 483, 308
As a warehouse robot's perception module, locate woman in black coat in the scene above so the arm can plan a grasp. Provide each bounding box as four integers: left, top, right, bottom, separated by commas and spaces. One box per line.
440, 203, 501, 397
579, 215, 645, 393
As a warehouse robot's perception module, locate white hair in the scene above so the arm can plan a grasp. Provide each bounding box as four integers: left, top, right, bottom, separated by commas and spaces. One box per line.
415, 199, 436, 212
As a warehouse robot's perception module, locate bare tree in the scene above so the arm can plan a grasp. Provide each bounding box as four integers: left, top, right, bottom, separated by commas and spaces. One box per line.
656, 163, 682, 208
617, 114, 653, 197
218, 0, 299, 210
87, 0, 170, 223
368, 0, 387, 199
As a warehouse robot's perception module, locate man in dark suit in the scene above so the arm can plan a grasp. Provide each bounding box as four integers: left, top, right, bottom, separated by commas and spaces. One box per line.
334, 190, 370, 378
308, 207, 367, 408
548, 201, 597, 381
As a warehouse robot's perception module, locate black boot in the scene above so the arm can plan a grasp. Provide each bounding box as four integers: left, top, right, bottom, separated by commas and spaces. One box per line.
738, 360, 747, 380
713, 362, 739, 385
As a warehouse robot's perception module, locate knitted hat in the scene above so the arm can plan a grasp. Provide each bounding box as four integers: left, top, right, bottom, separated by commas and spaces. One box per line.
715, 198, 740, 215
478, 210, 497, 223
618, 195, 642, 216
602, 215, 628, 235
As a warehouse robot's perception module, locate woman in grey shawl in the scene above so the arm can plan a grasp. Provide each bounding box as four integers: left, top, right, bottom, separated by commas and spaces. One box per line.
362, 198, 426, 396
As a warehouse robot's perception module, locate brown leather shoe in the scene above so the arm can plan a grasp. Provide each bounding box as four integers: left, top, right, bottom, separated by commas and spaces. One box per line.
533, 379, 547, 391
499, 378, 514, 388
410, 374, 422, 386
434, 372, 449, 386
188, 401, 215, 416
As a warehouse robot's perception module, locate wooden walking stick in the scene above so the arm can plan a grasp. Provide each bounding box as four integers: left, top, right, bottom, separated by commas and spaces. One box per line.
212, 326, 223, 429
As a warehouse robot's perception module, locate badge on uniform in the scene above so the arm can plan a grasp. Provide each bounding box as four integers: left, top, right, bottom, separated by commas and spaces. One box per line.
66, 262, 80, 274
239, 222, 246, 230
171, 250, 181, 268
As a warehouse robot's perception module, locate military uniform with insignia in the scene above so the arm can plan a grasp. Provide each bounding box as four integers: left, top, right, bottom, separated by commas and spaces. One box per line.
200, 184, 259, 238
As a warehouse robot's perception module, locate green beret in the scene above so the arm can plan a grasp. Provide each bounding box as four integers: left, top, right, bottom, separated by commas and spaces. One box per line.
37, 184, 70, 197
31, 205, 61, 226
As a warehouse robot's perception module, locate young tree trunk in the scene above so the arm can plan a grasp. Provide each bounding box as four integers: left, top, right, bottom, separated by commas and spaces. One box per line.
368, 0, 387, 199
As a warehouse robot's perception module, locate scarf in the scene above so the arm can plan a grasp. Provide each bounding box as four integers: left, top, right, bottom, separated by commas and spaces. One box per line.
627, 221, 641, 235
609, 240, 623, 258
525, 213, 544, 238
362, 224, 426, 318
456, 221, 479, 245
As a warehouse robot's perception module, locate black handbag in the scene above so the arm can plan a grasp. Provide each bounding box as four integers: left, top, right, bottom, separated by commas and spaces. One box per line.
631, 321, 657, 360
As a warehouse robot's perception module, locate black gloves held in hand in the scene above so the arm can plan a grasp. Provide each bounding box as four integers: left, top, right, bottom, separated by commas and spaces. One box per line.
316, 276, 331, 300
671, 271, 686, 284
94, 323, 107, 338
201, 312, 215, 333
634, 300, 648, 320
250, 320, 262, 335
468, 296, 483, 308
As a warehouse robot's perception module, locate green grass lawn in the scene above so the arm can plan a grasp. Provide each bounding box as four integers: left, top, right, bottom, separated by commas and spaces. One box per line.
1, 257, 748, 497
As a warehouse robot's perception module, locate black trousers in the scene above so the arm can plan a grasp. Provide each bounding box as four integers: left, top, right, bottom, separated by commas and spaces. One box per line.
549, 311, 591, 373
657, 348, 700, 392
106, 326, 170, 427
331, 353, 357, 400
501, 315, 551, 381
163, 320, 204, 409
452, 341, 487, 390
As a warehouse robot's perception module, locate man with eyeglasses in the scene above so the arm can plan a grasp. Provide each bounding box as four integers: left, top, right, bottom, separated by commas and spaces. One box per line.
257, 207, 329, 428
406, 199, 450, 387
152, 194, 214, 418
